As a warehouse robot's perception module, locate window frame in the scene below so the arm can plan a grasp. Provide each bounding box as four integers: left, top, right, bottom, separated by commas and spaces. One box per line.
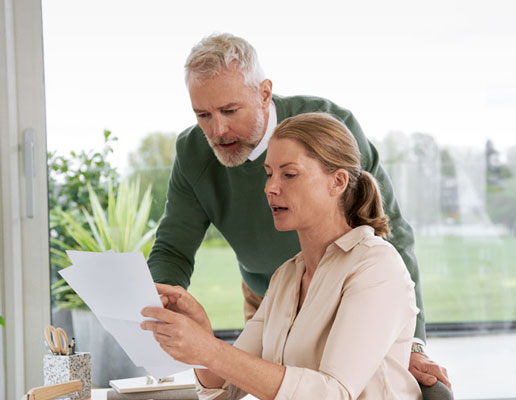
0, 0, 50, 398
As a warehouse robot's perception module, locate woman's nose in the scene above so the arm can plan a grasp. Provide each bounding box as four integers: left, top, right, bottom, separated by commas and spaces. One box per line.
265, 176, 280, 195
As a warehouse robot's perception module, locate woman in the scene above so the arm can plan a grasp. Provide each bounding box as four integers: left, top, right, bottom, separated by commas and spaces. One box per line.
141, 112, 422, 399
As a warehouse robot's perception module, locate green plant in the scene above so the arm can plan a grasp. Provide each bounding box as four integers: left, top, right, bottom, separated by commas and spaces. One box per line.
48, 131, 120, 294
51, 178, 158, 310
48, 130, 119, 213
0, 315, 4, 328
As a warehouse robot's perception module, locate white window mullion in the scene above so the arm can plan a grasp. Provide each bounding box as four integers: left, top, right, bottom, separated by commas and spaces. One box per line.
1, 0, 26, 398
1, 0, 49, 398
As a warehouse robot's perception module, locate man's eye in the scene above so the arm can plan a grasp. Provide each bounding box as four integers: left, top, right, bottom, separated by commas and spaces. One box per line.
196, 113, 209, 119
223, 109, 237, 114
265, 173, 272, 179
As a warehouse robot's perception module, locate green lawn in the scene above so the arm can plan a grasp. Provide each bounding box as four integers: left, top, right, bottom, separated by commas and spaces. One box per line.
189, 246, 245, 330
415, 235, 516, 323
189, 236, 516, 330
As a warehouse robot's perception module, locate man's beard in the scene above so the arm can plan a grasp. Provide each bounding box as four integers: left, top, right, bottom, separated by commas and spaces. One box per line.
207, 112, 265, 167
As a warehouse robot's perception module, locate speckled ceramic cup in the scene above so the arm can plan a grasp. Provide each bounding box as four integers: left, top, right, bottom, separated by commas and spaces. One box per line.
43, 352, 91, 399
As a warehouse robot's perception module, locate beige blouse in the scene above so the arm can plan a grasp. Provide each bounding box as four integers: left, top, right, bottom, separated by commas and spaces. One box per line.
196, 226, 422, 399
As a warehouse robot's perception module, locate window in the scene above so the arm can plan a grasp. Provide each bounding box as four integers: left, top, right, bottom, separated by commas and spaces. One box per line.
41, 1, 516, 397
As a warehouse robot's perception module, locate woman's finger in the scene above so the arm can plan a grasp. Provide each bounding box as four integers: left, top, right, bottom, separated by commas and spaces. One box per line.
155, 283, 187, 298
141, 306, 179, 323
160, 295, 167, 307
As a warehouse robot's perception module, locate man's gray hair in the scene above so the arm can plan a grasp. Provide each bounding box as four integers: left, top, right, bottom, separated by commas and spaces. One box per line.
185, 33, 266, 88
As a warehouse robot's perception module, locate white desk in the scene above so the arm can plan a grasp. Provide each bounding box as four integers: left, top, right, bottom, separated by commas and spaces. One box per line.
91, 389, 259, 399
91, 389, 110, 399
91, 388, 197, 399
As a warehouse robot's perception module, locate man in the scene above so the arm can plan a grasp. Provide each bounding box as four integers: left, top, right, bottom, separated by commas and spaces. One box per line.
148, 33, 452, 398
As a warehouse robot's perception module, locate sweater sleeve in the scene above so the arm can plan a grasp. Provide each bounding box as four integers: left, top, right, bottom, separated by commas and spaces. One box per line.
274, 246, 418, 400
337, 109, 426, 343
147, 150, 210, 288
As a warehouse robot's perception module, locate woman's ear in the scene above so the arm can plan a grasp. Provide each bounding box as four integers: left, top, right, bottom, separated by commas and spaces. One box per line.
330, 169, 349, 196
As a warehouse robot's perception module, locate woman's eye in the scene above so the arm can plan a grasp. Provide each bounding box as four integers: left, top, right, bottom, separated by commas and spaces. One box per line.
284, 174, 297, 179
265, 173, 272, 179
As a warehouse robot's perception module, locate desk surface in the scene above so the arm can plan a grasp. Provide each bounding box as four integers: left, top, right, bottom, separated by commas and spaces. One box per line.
91, 388, 197, 399
91, 389, 259, 399
91, 389, 110, 399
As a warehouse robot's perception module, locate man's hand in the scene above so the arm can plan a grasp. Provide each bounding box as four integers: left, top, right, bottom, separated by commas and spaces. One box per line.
409, 351, 452, 390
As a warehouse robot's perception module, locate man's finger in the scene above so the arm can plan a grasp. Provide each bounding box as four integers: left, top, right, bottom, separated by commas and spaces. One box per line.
436, 371, 452, 390
425, 364, 452, 389
410, 367, 438, 386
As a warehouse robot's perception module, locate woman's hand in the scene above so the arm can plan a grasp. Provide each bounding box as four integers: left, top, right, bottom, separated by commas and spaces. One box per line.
140, 305, 220, 366
155, 283, 213, 333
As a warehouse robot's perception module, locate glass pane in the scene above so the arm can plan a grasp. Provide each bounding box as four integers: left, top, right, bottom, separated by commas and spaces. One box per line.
375, 139, 516, 324
191, 241, 244, 331
42, 1, 516, 396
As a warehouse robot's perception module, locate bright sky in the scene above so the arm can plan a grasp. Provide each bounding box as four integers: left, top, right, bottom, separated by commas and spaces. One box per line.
42, 0, 516, 171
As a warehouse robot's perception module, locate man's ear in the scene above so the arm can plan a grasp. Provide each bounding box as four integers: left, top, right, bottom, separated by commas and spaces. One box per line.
330, 169, 349, 196
259, 79, 273, 108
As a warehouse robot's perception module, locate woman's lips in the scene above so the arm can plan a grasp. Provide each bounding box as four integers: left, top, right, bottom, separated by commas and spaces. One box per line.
270, 205, 289, 216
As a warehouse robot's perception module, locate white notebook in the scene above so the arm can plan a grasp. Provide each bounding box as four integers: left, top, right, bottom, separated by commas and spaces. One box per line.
110, 369, 196, 393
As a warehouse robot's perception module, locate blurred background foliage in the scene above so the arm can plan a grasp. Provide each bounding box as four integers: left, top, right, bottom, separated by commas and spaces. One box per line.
48, 130, 120, 253
48, 130, 227, 310
51, 179, 157, 309
48, 128, 516, 326
126, 131, 227, 241
128, 132, 176, 224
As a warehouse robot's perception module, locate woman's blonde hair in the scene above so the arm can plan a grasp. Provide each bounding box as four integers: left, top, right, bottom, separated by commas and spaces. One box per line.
184, 33, 265, 88
272, 112, 390, 237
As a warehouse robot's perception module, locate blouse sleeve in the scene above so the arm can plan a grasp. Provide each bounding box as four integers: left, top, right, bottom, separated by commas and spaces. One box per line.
195, 289, 268, 400
274, 245, 418, 400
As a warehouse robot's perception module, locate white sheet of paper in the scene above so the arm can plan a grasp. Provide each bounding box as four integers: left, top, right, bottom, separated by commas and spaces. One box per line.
61, 251, 162, 321
97, 316, 172, 366
59, 250, 193, 377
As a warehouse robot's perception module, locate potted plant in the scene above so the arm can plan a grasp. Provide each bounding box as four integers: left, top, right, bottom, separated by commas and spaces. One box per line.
52, 178, 157, 386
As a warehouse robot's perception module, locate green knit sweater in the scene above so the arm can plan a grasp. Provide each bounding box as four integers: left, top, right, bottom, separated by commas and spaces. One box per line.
148, 94, 426, 342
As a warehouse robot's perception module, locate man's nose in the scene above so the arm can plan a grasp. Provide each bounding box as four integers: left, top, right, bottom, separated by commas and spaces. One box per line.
211, 115, 228, 137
